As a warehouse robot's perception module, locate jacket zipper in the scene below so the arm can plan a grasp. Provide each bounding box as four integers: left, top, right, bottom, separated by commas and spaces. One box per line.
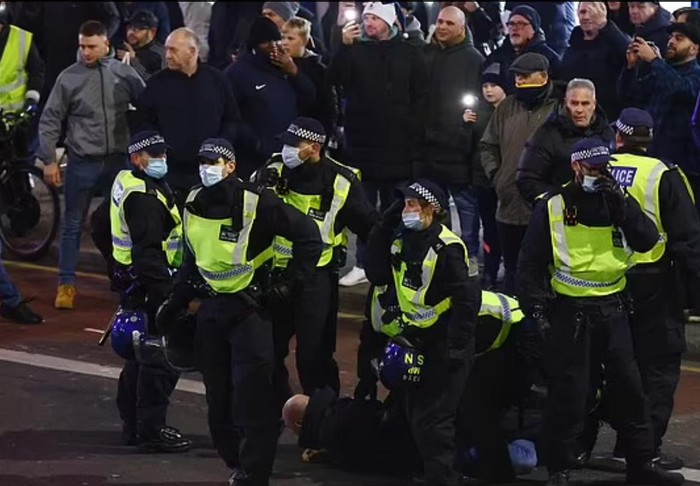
99, 64, 110, 155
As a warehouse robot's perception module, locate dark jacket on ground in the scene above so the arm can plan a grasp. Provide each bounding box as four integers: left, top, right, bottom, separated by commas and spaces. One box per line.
14, 2, 120, 100
299, 387, 419, 473
516, 103, 615, 205
633, 6, 672, 56
615, 147, 700, 358
420, 35, 485, 186
560, 21, 630, 121
618, 58, 700, 176
111, 1, 171, 47
483, 33, 562, 94
225, 51, 317, 179
121, 170, 176, 311
0, 23, 45, 96
505, 2, 576, 56
133, 63, 240, 190
294, 52, 338, 142
329, 33, 428, 182
180, 176, 322, 289
365, 216, 481, 360
515, 183, 659, 313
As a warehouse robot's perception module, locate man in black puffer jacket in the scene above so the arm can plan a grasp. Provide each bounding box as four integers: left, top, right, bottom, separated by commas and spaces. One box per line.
516, 78, 615, 205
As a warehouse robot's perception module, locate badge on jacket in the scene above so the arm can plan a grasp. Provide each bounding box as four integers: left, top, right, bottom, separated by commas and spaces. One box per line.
611, 229, 623, 248
219, 225, 239, 243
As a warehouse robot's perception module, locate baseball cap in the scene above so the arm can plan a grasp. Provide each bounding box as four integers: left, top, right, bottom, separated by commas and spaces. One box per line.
277, 117, 327, 146
397, 179, 449, 212
197, 138, 236, 163
128, 130, 168, 156
570, 138, 613, 167
126, 10, 159, 30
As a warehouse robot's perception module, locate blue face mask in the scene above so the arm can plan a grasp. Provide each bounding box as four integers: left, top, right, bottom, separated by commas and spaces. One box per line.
199, 164, 225, 187
402, 211, 424, 231
281, 144, 304, 169
582, 175, 598, 193
144, 157, 168, 179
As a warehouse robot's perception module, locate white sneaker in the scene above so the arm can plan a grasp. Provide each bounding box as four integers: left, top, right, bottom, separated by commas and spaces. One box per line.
468, 256, 480, 278
338, 266, 368, 287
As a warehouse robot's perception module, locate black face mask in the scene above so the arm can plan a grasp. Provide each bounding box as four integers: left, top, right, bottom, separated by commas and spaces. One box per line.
515, 82, 551, 109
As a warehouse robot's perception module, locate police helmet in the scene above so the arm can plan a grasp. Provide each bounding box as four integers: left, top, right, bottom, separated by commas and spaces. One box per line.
110, 307, 148, 360
379, 336, 425, 390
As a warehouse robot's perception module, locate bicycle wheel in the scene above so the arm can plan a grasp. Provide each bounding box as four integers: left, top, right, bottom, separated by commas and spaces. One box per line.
0, 164, 61, 260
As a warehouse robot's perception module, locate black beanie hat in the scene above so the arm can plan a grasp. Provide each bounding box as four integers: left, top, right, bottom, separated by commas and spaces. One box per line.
248, 16, 281, 47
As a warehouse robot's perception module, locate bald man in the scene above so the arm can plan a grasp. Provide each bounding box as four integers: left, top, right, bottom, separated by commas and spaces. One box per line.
134, 27, 242, 208
420, 5, 485, 273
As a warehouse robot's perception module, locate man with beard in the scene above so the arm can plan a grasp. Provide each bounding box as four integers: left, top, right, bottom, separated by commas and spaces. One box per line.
115, 10, 165, 82
618, 22, 700, 207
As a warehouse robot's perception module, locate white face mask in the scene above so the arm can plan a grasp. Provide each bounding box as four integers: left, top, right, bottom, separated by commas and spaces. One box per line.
281, 144, 305, 169
582, 174, 598, 193
199, 164, 226, 187
402, 211, 424, 231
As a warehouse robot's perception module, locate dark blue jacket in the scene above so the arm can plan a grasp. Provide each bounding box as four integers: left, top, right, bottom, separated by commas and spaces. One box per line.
618, 59, 700, 176
560, 21, 630, 121
505, 2, 576, 56
224, 51, 317, 178
133, 64, 241, 189
483, 33, 562, 94
111, 2, 171, 46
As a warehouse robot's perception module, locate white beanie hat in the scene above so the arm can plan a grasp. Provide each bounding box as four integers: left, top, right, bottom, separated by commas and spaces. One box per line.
362, 2, 397, 28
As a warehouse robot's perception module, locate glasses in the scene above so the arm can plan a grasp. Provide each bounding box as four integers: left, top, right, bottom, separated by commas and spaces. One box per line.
507, 21, 531, 29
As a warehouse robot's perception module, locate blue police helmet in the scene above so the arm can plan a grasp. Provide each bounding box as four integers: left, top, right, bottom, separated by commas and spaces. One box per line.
110, 307, 148, 360
379, 336, 425, 390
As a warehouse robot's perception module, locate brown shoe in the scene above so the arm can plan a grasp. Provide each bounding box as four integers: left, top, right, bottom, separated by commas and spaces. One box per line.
55, 284, 76, 309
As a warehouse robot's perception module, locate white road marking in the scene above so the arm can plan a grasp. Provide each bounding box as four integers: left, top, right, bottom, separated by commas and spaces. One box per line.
0, 348, 205, 395
680, 467, 700, 483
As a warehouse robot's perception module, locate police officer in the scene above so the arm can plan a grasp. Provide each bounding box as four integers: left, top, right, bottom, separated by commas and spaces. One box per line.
363, 179, 481, 486
173, 138, 322, 486
110, 130, 190, 452
362, 285, 535, 484
608, 107, 700, 470
256, 117, 377, 407
516, 138, 684, 486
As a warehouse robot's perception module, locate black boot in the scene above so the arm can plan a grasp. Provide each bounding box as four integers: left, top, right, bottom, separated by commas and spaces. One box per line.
626, 461, 685, 485
138, 426, 191, 453
0, 301, 43, 324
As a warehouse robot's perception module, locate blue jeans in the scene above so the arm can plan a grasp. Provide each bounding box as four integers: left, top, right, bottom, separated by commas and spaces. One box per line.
0, 241, 22, 307
448, 185, 480, 259
356, 180, 407, 268
59, 153, 126, 285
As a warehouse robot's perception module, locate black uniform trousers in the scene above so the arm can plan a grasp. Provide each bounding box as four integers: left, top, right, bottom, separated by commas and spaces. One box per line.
627, 271, 685, 453
271, 265, 340, 410
457, 329, 533, 482
404, 342, 471, 486
116, 358, 180, 438
196, 294, 278, 486
542, 293, 654, 472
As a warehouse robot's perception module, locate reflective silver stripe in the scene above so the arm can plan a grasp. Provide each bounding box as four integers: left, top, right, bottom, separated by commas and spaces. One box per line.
232, 192, 258, 265
166, 240, 181, 251
318, 175, 351, 245
183, 188, 202, 255
553, 270, 623, 289
198, 264, 253, 281
370, 286, 386, 333
112, 234, 132, 248
549, 196, 571, 272
413, 247, 437, 305
273, 241, 293, 256
496, 293, 512, 323
185, 187, 201, 204
0, 28, 29, 94
643, 162, 666, 227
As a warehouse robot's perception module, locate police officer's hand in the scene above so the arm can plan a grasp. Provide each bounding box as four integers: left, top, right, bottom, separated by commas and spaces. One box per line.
265, 280, 291, 306
156, 294, 188, 336
595, 176, 626, 225
353, 378, 378, 400
258, 167, 280, 188
381, 199, 404, 229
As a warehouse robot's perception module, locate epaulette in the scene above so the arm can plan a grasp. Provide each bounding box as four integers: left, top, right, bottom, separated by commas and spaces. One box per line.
326, 156, 359, 183
238, 178, 267, 195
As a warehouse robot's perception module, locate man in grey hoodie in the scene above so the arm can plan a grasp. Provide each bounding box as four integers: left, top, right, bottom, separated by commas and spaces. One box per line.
37, 20, 144, 310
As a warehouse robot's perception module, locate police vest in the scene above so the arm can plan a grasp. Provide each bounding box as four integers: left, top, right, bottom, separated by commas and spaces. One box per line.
0, 26, 32, 112
110, 170, 183, 268
476, 290, 524, 355
547, 193, 633, 297
183, 185, 273, 294
389, 225, 468, 330
609, 153, 695, 265
266, 157, 360, 268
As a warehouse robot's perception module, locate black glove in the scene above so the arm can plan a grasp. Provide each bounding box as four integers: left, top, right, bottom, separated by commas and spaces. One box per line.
155, 293, 189, 335
381, 199, 404, 229
258, 167, 279, 188
264, 280, 291, 306
354, 379, 378, 400
354, 354, 379, 400
595, 176, 626, 225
